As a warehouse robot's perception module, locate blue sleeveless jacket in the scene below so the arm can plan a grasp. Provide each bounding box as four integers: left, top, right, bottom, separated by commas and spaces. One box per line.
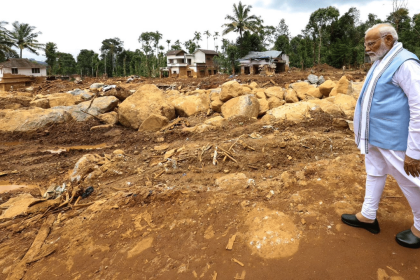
355, 49, 420, 151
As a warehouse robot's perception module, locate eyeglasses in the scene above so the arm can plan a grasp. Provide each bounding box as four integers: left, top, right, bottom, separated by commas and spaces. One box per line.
364, 35, 387, 48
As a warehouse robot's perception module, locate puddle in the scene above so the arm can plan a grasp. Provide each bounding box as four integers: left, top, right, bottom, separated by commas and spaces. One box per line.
45, 143, 109, 154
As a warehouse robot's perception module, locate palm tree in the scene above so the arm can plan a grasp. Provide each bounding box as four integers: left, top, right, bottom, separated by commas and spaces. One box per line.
194, 31, 201, 48
222, 1, 262, 38
204, 30, 211, 49
8, 21, 44, 58
0, 21, 16, 60
166, 39, 171, 51
213, 31, 219, 51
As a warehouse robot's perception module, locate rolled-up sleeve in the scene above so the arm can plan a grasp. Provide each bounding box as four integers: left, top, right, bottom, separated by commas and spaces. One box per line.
393, 60, 420, 159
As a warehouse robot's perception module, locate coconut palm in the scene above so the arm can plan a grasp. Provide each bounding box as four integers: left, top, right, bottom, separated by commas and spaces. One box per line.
204, 30, 211, 49
222, 1, 262, 38
166, 39, 171, 51
0, 21, 16, 60
8, 21, 44, 58
213, 31, 219, 51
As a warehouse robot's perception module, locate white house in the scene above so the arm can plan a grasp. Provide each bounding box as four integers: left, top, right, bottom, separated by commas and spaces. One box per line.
238, 51, 289, 75
0, 58, 47, 91
160, 49, 218, 78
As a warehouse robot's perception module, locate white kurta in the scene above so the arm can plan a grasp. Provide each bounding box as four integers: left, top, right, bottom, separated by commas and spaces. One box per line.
359, 58, 420, 230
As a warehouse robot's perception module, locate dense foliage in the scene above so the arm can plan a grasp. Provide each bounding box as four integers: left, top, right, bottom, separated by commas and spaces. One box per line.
1, 1, 419, 76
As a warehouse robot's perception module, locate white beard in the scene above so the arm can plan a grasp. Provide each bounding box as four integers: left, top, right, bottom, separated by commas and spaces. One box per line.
367, 42, 390, 62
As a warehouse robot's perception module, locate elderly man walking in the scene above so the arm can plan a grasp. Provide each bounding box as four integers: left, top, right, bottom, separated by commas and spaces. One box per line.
341, 23, 420, 249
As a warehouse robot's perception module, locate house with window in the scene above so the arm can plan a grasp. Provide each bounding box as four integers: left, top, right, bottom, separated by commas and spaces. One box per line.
160, 49, 218, 78
0, 58, 47, 91
238, 51, 289, 75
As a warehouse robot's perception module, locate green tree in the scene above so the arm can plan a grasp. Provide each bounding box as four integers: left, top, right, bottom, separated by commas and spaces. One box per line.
44, 42, 57, 75
171, 40, 182, 50
138, 32, 154, 77
100, 38, 123, 77
77, 49, 97, 77
307, 6, 340, 64
194, 31, 202, 48
166, 39, 171, 51
204, 30, 211, 49
213, 32, 219, 51
8, 21, 44, 58
56, 52, 76, 76
0, 21, 17, 62
184, 39, 199, 54
222, 1, 262, 38
236, 31, 264, 58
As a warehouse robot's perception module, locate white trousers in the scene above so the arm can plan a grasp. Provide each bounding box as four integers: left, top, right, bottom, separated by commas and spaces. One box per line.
361, 144, 420, 231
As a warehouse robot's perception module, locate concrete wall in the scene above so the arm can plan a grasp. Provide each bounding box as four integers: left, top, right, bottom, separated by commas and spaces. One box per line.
194, 51, 206, 63
1, 67, 46, 77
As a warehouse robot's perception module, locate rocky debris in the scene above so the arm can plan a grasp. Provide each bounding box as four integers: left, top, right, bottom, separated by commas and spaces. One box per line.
318, 80, 336, 97
307, 74, 319, 84
290, 82, 317, 100
0, 108, 72, 132
254, 89, 267, 99
79, 96, 119, 115
171, 94, 210, 117
118, 84, 175, 129
258, 97, 270, 116
0, 94, 32, 109
70, 154, 105, 182
264, 87, 284, 100
215, 173, 248, 190
90, 83, 104, 90
307, 88, 323, 99
221, 95, 259, 119
351, 82, 363, 99
330, 76, 352, 96
47, 93, 81, 108
98, 112, 119, 125
138, 114, 169, 132
333, 118, 349, 128
67, 89, 93, 100
30, 98, 49, 109
204, 116, 227, 127
334, 94, 356, 118
284, 89, 299, 103
310, 99, 342, 116
267, 96, 285, 109
220, 81, 244, 102
262, 102, 317, 123
318, 76, 325, 85
249, 82, 258, 89
210, 91, 223, 113
101, 86, 132, 101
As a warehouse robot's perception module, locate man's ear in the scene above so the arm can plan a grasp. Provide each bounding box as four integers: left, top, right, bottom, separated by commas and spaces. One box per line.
384, 34, 394, 47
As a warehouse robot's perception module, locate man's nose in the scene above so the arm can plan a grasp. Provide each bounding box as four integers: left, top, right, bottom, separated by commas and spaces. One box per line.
365, 45, 371, 52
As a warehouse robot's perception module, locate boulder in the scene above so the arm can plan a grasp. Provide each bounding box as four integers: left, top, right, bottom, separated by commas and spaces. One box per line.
215, 173, 248, 190
334, 94, 356, 111
318, 76, 325, 85
267, 96, 285, 109
249, 82, 258, 89
221, 95, 259, 119
118, 84, 175, 129
307, 88, 323, 99
98, 112, 119, 125
101, 86, 132, 101
210, 94, 223, 113
79, 96, 119, 115
318, 80, 336, 97
138, 114, 169, 132
291, 82, 316, 100
309, 99, 342, 116
254, 89, 267, 99
48, 93, 80, 107
30, 98, 50, 109
70, 154, 105, 182
264, 87, 284, 100
90, 83, 104, 89
261, 102, 317, 124
0, 94, 32, 109
330, 76, 352, 96
220, 81, 244, 102
204, 116, 227, 127
0, 108, 72, 132
351, 82, 364, 99
284, 89, 299, 103
258, 97, 270, 116
171, 94, 210, 117
307, 74, 319, 84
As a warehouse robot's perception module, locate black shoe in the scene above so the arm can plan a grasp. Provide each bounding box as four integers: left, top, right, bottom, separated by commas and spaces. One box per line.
341, 214, 380, 234
396, 229, 420, 249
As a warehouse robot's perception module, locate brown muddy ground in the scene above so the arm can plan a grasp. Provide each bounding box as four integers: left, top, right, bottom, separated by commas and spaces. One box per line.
0, 71, 418, 280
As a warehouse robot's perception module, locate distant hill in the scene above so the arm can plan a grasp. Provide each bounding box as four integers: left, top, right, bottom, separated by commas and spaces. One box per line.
28, 58, 48, 66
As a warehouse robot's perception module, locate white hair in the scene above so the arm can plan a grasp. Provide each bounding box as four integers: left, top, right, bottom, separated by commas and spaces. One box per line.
366, 23, 399, 41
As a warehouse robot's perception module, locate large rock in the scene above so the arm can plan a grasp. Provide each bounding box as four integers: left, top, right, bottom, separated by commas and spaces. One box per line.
30, 98, 49, 109
351, 82, 364, 99
284, 89, 299, 103
307, 74, 319, 84
334, 94, 356, 111
254, 89, 267, 99
48, 93, 80, 108
138, 114, 169, 132
0, 108, 72, 132
171, 94, 210, 117
220, 81, 244, 102
267, 96, 285, 109
221, 95, 259, 119
307, 88, 323, 99
318, 76, 325, 85
0, 94, 32, 109
118, 84, 175, 129
90, 83, 104, 89
261, 102, 317, 123
70, 154, 105, 182
258, 97, 269, 116
318, 80, 336, 97
98, 112, 119, 125
204, 116, 227, 127
291, 82, 316, 100
264, 87, 284, 100
330, 76, 352, 96
309, 99, 342, 116
79, 96, 119, 115
101, 86, 132, 101
210, 94, 223, 113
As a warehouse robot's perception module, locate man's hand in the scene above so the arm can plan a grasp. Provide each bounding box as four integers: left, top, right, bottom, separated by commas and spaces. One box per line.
404, 155, 420, 177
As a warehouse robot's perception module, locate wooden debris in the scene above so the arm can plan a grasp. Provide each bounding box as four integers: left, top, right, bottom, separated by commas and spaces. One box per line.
72, 202, 94, 209
270, 79, 277, 85
7, 215, 56, 280
247, 164, 258, 170
226, 234, 236, 250
261, 81, 270, 87
154, 170, 165, 179
232, 258, 244, 267
74, 196, 81, 205
213, 147, 218, 165
219, 151, 238, 163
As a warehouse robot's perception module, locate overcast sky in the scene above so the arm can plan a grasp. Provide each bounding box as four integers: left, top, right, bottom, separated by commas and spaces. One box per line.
2, 0, 420, 61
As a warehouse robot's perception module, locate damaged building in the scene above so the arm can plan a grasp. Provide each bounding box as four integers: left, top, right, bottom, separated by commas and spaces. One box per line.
0, 58, 47, 91
160, 49, 219, 78
238, 51, 289, 75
